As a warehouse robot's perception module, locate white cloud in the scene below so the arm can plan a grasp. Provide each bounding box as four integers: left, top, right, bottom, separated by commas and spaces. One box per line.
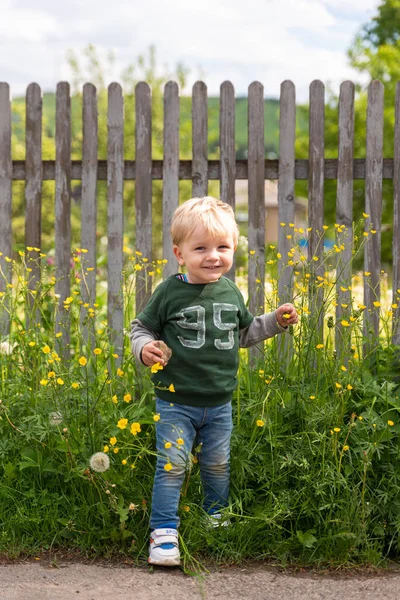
0, 0, 381, 101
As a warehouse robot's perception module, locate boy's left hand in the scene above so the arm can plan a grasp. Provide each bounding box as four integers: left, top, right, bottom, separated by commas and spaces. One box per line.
276, 303, 298, 327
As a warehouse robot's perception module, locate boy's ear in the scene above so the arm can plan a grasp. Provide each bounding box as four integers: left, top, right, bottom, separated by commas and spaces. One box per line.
173, 245, 185, 266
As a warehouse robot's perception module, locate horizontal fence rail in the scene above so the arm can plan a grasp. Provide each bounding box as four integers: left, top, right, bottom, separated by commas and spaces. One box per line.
8, 158, 400, 180
0, 79, 399, 360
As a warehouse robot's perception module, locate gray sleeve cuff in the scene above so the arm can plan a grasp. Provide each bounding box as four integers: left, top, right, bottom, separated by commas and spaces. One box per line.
128, 319, 159, 363
239, 311, 287, 348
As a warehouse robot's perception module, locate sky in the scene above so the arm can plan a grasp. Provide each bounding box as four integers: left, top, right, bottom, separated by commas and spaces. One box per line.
0, 0, 381, 103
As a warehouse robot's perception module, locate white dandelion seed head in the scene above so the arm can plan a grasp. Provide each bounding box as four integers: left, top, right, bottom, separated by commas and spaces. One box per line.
89, 452, 110, 473
0, 341, 17, 355
49, 411, 63, 425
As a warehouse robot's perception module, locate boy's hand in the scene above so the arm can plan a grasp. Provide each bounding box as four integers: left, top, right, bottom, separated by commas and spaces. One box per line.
276, 303, 298, 328
141, 341, 171, 367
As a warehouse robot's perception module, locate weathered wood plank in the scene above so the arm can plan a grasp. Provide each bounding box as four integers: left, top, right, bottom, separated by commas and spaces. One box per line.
220, 81, 236, 280
0, 83, 12, 336
248, 82, 265, 317
308, 80, 325, 340
81, 83, 98, 347
135, 82, 152, 313
55, 82, 72, 354
107, 83, 124, 357
277, 80, 296, 363
363, 80, 384, 358
25, 83, 43, 328
10, 157, 398, 181
192, 81, 208, 197
393, 82, 400, 346
278, 80, 296, 303
162, 81, 179, 277
335, 81, 355, 362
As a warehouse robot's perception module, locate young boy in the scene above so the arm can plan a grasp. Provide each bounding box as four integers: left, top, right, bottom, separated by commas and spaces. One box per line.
129, 196, 298, 566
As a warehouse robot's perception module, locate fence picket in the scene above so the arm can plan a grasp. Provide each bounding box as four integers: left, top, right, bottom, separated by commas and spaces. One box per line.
81, 83, 98, 347
308, 80, 325, 341
162, 81, 179, 277
0, 83, 12, 336
278, 80, 296, 302
248, 82, 265, 318
220, 81, 236, 280
335, 81, 355, 363
363, 80, 384, 360
25, 84, 42, 326
135, 82, 152, 314
107, 83, 124, 357
277, 80, 296, 362
55, 82, 71, 354
192, 81, 208, 197
393, 83, 400, 347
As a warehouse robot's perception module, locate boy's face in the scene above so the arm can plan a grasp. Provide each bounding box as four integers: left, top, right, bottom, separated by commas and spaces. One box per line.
173, 224, 235, 284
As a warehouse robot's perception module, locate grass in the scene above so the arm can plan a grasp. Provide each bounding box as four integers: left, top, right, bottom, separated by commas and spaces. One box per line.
0, 237, 400, 569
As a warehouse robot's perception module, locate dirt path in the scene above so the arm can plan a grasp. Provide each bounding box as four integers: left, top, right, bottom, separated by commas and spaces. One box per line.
1, 559, 400, 600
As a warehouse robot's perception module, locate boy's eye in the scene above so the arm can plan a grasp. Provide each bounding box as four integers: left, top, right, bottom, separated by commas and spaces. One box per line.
194, 246, 205, 251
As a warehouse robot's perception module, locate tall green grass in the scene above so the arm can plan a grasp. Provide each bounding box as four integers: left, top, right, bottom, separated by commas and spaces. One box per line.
0, 236, 400, 567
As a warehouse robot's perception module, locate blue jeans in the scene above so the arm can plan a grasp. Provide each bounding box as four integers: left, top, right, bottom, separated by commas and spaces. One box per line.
150, 398, 233, 530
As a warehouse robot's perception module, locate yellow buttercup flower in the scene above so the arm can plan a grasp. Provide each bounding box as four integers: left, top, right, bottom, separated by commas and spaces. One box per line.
256, 419, 265, 427
168, 384, 176, 393
130, 422, 141, 435
333, 427, 341, 433
164, 463, 173, 472
151, 362, 164, 373
123, 393, 132, 403
117, 418, 128, 430
42, 345, 51, 354
165, 442, 172, 449
93, 348, 102, 355
110, 437, 117, 446
176, 438, 184, 445
153, 414, 160, 422
388, 420, 394, 426
78, 356, 87, 366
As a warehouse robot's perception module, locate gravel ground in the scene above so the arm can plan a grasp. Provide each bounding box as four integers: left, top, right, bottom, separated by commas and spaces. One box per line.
1, 559, 400, 600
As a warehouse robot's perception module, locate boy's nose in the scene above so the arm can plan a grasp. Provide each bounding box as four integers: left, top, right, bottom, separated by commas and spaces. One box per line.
207, 248, 219, 260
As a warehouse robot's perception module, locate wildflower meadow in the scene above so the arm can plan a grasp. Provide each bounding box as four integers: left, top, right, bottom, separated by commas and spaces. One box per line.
1, 222, 400, 570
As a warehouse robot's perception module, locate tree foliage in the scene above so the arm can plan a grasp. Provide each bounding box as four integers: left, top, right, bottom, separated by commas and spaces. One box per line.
295, 0, 399, 268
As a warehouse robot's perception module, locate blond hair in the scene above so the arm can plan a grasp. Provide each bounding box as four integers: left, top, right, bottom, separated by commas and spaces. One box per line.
170, 197, 239, 247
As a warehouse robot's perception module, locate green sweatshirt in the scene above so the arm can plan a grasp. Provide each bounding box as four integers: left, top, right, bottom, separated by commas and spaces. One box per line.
135, 275, 254, 407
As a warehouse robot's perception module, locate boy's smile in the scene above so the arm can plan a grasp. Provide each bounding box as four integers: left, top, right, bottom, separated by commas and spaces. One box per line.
173, 225, 235, 284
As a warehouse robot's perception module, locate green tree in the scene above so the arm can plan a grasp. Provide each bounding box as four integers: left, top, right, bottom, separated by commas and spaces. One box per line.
295, 0, 399, 268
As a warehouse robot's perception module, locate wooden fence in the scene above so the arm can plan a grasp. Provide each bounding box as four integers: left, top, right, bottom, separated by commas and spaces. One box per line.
0, 79, 400, 360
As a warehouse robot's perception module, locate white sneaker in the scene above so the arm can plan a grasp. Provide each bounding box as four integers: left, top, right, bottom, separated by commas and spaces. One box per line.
206, 512, 230, 528
148, 528, 180, 566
